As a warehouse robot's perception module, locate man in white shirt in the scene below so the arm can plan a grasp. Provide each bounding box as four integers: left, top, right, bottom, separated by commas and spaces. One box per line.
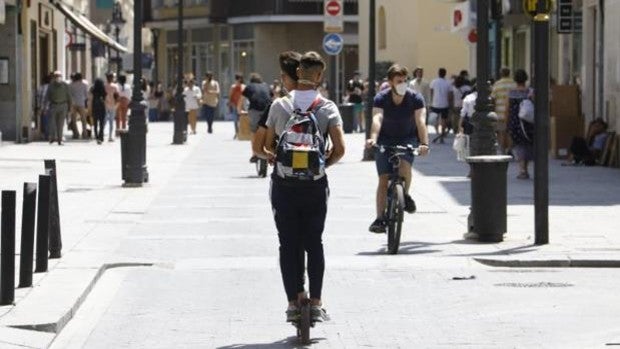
429, 68, 453, 144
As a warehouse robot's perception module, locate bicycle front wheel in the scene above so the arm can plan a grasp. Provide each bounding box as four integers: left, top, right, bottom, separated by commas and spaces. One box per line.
386, 183, 405, 255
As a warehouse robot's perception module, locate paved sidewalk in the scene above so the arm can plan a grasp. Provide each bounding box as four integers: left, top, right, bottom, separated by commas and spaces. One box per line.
0, 124, 619, 348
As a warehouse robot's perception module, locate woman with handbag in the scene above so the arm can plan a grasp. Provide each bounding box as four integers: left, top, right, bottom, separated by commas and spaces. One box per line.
507, 69, 534, 179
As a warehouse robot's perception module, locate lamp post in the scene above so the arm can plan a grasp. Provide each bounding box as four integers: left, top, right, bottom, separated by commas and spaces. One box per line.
121, 0, 148, 186
111, 1, 126, 75
172, 0, 186, 144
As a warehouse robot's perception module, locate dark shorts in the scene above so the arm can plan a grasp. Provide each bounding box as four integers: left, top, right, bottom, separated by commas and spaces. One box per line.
374, 139, 418, 175
431, 107, 450, 120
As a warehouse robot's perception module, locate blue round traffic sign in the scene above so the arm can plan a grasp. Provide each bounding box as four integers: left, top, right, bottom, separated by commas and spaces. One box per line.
323, 33, 344, 56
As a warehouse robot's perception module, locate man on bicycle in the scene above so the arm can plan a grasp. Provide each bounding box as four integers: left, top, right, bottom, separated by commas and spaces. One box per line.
366, 64, 430, 233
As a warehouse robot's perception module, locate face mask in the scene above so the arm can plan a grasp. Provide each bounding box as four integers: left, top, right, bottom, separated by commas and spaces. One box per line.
394, 82, 407, 96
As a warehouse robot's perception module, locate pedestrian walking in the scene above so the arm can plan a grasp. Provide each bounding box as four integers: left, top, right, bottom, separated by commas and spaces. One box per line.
90, 78, 107, 144
104, 72, 120, 142
228, 74, 245, 139
491, 67, 517, 154
409, 66, 431, 109
451, 75, 472, 135
45, 71, 72, 145
346, 71, 365, 132
36, 73, 52, 140
239, 73, 271, 162
147, 81, 159, 122
264, 51, 345, 323
69, 72, 90, 139
507, 69, 534, 179
430, 68, 453, 143
116, 74, 132, 134
183, 78, 202, 134
201, 72, 220, 133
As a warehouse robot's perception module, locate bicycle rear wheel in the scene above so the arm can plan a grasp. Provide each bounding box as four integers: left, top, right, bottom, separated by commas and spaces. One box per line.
387, 184, 405, 254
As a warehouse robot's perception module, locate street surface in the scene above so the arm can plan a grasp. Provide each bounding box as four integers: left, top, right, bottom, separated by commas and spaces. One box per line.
1, 122, 619, 348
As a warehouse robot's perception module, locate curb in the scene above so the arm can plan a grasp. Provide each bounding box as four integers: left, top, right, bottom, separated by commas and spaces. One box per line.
7, 262, 153, 335
475, 258, 620, 268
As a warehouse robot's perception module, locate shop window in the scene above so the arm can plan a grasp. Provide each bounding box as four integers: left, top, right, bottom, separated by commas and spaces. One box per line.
378, 6, 386, 50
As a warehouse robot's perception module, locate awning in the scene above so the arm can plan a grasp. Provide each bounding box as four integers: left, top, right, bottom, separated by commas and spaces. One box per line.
54, 1, 128, 53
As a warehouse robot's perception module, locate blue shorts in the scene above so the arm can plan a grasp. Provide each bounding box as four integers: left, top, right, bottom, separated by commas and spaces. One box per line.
374, 139, 418, 175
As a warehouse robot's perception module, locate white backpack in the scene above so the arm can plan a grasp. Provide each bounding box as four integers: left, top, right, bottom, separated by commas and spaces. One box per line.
274, 97, 327, 181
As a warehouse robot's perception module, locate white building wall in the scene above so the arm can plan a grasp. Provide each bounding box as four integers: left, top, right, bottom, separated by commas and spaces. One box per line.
604, 0, 620, 133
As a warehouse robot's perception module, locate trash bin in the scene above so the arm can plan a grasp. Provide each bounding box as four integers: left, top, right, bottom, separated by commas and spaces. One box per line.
339, 103, 355, 134
466, 155, 512, 242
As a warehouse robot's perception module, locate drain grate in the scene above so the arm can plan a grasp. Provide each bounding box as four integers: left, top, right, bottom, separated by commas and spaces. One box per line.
495, 282, 573, 288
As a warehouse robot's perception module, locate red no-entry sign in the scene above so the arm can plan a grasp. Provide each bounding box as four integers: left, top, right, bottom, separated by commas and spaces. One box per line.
325, 0, 341, 16
324, 0, 343, 33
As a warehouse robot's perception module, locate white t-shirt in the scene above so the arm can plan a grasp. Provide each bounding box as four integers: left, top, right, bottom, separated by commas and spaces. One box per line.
460, 91, 477, 119
118, 84, 132, 100
430, 78, 451, 109
183, 86, 202, 111
452, 85, 472, 108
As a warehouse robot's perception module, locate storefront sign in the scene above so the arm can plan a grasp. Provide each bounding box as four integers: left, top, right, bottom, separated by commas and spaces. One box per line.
39, 4, 53, 30
324, 0, 343, 33
451, 1, 470, 33
557, 0, 581, 34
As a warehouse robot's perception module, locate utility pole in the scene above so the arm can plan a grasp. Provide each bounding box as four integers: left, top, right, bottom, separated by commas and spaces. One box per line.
363, 0, 376, 161
173, 0, 186, 144
533, 0, 550, 245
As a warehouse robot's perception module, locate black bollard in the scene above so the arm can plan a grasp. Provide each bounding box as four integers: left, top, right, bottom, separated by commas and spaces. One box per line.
1, 191, 17, 305
44, 160, 62, 259
35, 175, 51, 273
19, 183, 37, 288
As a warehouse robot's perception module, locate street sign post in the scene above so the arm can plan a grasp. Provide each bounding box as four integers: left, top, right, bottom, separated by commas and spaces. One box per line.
322, 33, 343, 56
324, 0, 343, 33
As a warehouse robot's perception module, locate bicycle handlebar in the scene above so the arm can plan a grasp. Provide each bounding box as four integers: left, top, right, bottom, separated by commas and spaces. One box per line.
373, 144, 420, 156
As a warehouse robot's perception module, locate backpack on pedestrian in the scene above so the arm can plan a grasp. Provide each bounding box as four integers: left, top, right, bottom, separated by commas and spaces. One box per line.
275, 97, 327, 180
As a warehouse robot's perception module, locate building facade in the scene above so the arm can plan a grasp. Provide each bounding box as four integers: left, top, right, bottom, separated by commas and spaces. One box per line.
146, 0, 359, 103
0, 0, 128, 142
357, 0, 470, 82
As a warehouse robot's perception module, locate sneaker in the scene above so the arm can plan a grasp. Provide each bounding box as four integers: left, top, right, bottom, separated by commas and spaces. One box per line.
404, 194, 416, 213
249, 155, 258, 163
368, 218, 386, 234
108, 137, 114, 142
286, 306, 300, 322
311, 306, 329, 322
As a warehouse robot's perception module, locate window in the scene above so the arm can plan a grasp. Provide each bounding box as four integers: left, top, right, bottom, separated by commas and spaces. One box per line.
378, 6, 386, 50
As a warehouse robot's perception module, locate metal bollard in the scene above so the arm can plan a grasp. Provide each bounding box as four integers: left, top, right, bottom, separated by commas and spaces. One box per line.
35, 175, 51, 273
19, 183, 37, 288
1, 191, 17, 305
44, 160, 62, 259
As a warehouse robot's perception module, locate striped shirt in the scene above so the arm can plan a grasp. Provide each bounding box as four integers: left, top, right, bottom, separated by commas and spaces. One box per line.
491, 78, 517, 121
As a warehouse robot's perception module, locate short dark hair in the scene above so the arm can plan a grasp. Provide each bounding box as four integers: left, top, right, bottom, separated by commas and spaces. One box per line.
500, 67, 511, 78
118, 74, 127, 84
514, 69, 529, 84
234, 73, 244, 83
249, 73, 262, 83
73, 72, 82, 81
205, 71, 214, 80
279, 51, 302, 82
439, 68, 447, 78
105, 72, 114, 83
299, 51, 326, 72
387, 64, 409, 80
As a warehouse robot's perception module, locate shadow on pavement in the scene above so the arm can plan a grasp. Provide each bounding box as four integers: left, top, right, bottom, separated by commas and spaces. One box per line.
450, 243, 539, 257
357, 240, 453, 256
413, 133, 620, 206
217, 336, 326, 349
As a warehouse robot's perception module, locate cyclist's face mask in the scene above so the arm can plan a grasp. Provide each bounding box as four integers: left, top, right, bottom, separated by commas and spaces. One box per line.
393, 82, 407, 96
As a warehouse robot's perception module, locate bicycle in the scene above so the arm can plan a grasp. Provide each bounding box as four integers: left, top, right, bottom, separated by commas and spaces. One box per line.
374, 144, 419, 255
